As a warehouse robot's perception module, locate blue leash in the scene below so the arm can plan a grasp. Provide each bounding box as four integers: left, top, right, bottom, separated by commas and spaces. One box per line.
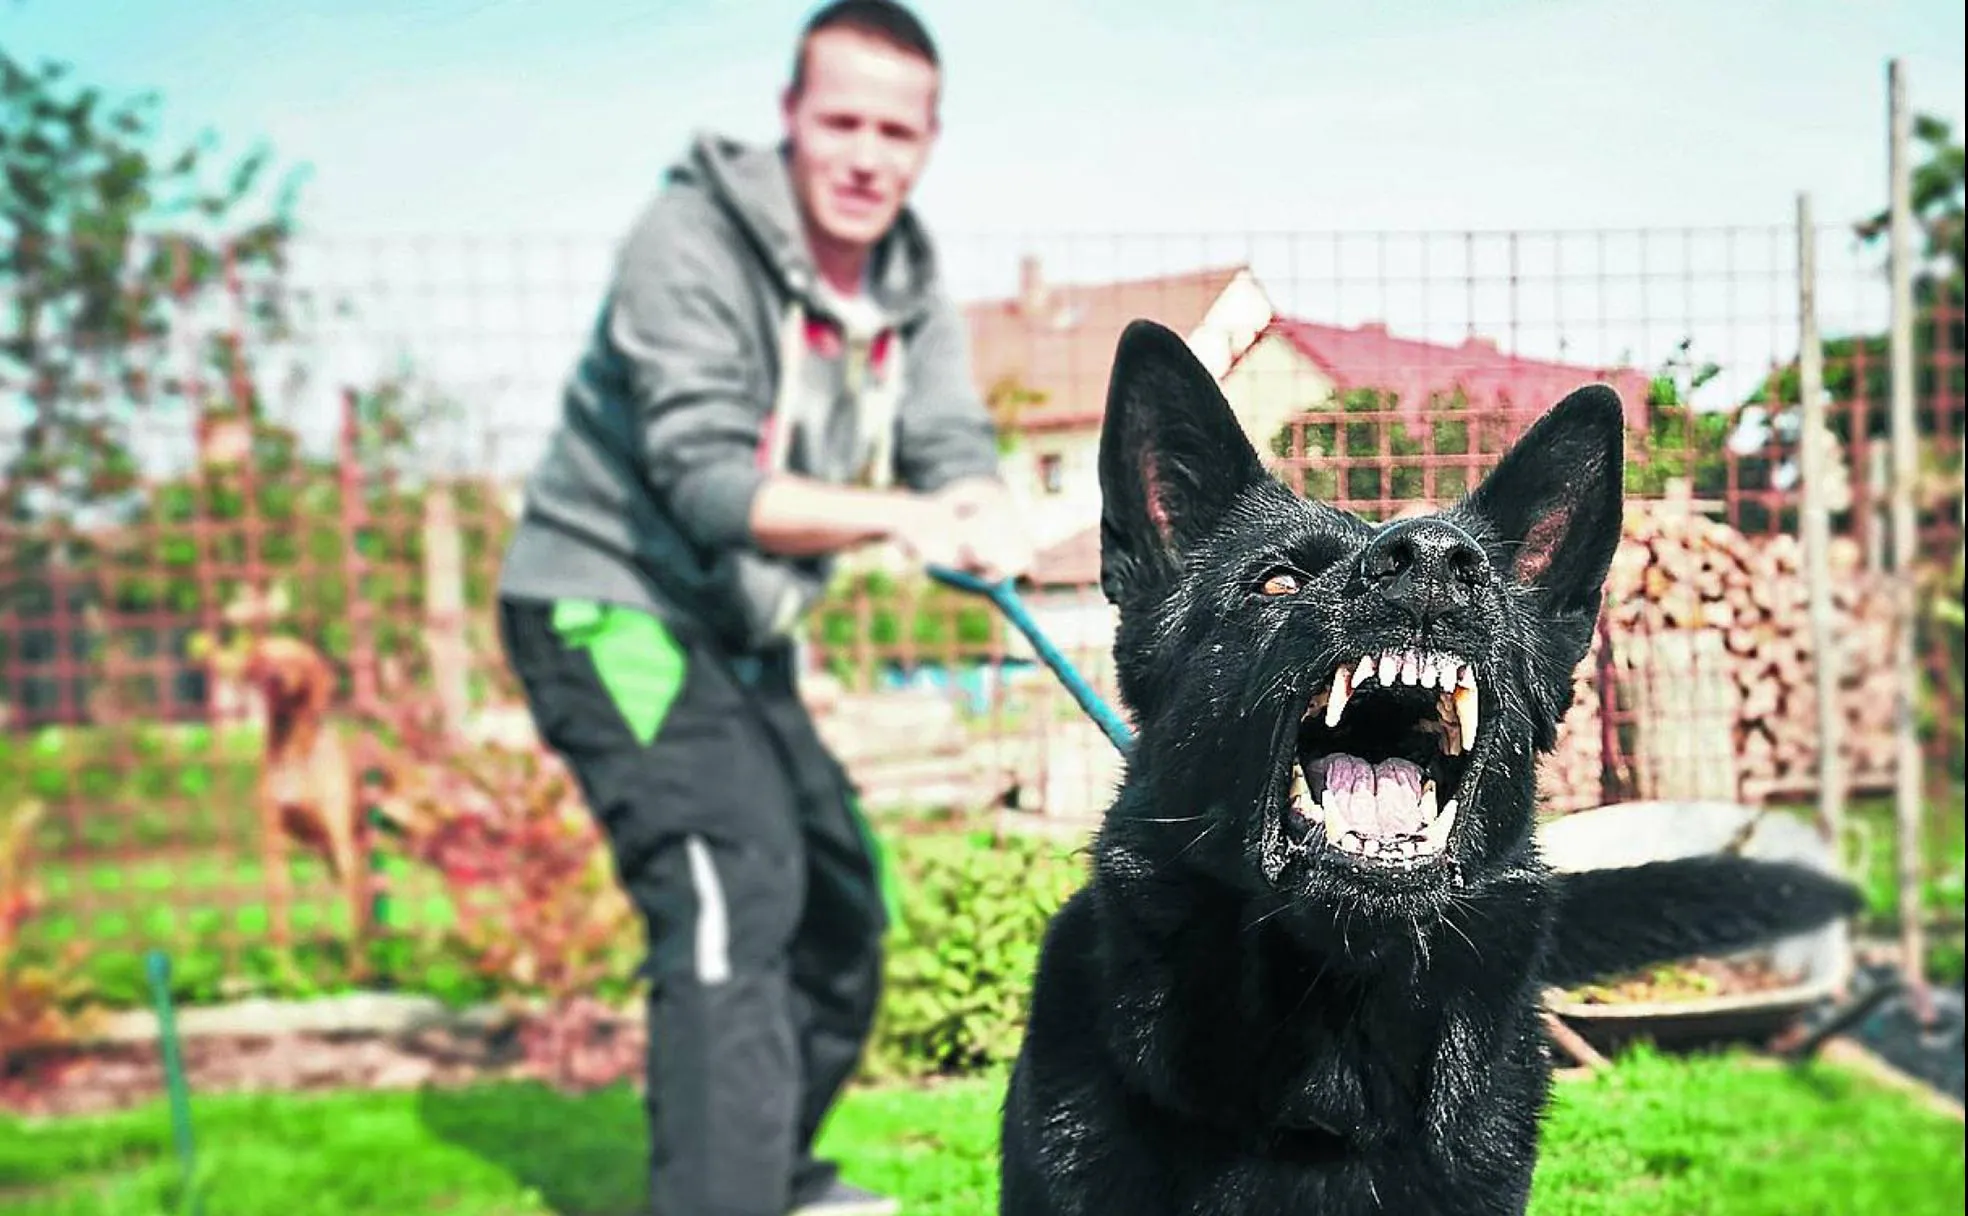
926, 565, 1134, 754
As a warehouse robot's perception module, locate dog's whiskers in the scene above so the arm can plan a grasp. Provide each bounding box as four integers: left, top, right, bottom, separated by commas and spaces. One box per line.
1242, 899, 1298, 935
1437, 896, 1483, 960
1168, 822, 1218, 865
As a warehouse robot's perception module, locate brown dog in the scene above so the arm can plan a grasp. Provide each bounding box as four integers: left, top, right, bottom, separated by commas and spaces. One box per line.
233, 635, 371, 947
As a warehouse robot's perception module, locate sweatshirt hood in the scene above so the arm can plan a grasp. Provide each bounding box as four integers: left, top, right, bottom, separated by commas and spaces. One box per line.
668, 132, 942, 327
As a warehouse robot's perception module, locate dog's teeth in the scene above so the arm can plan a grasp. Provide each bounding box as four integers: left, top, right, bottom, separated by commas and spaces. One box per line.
1377, 651, 1399, 687
1454, 683, 1479, 751
1439, 657, 1460, 689
1353, 655, 1374, 689
1417, 780, 1439, 822
1421, 801, 1457, 850
1324, 665, 1352, 728
1400, 651, 1420, 685
1290, 764, 1312, 813
1457, 663, 1476, 690
1320, 790, 1343, 834
1420, 658, 1438, 690
1363, 837, 1382, 857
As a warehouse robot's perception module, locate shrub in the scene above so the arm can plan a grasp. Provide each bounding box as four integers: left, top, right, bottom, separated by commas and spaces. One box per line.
1, 799, 100, 1099
862, 827, 1086, 1081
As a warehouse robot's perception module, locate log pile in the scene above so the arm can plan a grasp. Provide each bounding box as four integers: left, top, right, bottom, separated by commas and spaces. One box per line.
1538, 632, 1608, 815
1594, 498, 1898, 806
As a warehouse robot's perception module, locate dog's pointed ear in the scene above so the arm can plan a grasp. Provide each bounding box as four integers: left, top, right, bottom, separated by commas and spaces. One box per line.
1463, 385, 1626, 657
1098, 319, 1269, 604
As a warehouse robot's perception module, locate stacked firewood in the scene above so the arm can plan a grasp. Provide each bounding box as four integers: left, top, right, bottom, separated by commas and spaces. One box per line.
1594, 498, 1898, 805
1539, 633, 1607, 815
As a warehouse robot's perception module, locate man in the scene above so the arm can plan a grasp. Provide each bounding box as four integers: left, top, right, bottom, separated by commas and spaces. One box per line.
495, 4, 1028, 1214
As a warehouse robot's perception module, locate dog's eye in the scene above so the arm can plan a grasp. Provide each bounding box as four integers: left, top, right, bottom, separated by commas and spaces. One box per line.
1258, 569, 1303, 597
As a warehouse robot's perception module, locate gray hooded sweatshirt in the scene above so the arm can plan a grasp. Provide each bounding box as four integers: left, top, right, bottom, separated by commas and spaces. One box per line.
498, 134, 1001, 653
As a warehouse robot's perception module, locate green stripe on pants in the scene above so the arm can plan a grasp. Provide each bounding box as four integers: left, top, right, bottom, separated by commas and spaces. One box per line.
550, 599, 688, 746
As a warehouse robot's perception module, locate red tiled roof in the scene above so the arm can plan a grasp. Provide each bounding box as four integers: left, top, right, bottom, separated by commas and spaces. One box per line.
1253, 318, 1652, 428
964, 261, 1249, 433
1025, 522, 1104, 589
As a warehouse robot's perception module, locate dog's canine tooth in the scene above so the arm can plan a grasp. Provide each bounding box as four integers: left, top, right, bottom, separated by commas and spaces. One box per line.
1456, 663, 1477, 690
1290, 764, 1312, 813
1421, 801, 1458, 850
1377, 651, 1400, 687
1417, 779, 1439, 823
1324, 665, 1352, 728
1454, 681, 1478, 751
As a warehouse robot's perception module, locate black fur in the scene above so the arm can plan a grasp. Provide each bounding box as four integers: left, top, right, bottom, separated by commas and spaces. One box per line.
996, 320, 1862, 1216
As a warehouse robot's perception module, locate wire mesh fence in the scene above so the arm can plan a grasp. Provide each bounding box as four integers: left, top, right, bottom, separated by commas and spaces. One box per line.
1, 220, 1961, 1004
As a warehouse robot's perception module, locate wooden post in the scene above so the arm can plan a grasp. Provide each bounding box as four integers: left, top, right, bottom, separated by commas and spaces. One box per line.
423, 478, 471, 741
1796, 193, 1845, 852
1885, 60, 1930, 1020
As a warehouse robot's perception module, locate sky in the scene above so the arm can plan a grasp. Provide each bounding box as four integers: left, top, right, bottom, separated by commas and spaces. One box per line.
6, 0, 1964, 470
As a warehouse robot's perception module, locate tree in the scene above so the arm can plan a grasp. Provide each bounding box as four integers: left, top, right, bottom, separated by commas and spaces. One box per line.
984, 374, 1044, 454
1750, 112, 1966, 439
1856, 112, 1965, 307
0, 46, 308, 528
1626, 337, 1733, 501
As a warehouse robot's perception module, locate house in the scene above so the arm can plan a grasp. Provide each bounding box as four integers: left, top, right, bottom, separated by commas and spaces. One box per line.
963, 257, 1275, 548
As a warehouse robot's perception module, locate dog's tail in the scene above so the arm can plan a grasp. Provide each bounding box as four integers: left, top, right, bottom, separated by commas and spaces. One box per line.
1542, 856, 1863, 988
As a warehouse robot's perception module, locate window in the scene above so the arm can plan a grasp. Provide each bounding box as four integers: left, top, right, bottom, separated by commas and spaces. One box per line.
1039, 453, 1065, 495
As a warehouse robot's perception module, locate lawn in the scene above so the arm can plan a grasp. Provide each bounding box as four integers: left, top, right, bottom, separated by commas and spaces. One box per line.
0, 1048, 1959, 1216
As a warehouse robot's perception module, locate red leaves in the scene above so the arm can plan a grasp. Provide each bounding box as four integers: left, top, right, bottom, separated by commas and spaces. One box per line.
361, 694, 640, 1092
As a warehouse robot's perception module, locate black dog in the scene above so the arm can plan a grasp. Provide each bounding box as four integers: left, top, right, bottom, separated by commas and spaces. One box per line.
996, 320, 1861, 1216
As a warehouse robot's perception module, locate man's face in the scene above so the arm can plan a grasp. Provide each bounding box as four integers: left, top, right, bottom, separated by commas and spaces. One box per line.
782, 28, 939, 254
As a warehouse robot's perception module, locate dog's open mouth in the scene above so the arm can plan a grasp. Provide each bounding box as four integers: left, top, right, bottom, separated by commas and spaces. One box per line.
1284, 648, 1476, 867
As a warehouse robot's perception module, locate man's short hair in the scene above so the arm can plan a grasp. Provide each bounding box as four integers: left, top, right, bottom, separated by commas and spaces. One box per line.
789, 0, 940, 95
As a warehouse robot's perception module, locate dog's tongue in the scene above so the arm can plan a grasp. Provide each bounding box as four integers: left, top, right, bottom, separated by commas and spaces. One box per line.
1305, 754, 1427, 836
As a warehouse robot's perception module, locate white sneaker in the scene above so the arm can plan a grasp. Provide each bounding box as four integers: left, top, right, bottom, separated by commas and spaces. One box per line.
788, 1179, 901, 1216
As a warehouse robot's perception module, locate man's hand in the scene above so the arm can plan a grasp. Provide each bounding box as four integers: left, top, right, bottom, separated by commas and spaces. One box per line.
747, 473, 1033, 583
933, 477, 1034, 584
886, 493, 973, 572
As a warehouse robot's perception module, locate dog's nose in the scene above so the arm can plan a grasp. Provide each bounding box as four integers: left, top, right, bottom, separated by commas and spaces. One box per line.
1360, 518, 1487, 624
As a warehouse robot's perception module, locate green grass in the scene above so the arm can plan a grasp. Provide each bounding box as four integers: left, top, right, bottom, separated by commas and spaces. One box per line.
0, 1048, 1958, 1215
